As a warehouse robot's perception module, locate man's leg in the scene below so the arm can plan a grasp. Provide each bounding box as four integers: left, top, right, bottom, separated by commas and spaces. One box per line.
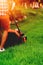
0, 30, 8, 49
0, 15, 10, 51
0, 31, 2, 44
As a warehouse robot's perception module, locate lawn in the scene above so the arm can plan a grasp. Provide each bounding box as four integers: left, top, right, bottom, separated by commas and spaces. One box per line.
0, 8, 43, 65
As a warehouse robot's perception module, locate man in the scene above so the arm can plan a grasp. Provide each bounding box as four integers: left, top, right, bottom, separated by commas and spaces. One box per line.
0, 0, 15, 52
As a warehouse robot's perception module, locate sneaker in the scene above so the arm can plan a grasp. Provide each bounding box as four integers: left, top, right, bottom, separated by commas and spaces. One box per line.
0, 48, 5, 52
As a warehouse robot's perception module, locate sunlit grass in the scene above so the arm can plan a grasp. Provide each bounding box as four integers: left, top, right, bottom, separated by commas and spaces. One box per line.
0, 8, 43, 65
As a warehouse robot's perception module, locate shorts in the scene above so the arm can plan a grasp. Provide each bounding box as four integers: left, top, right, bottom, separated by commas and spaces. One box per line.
0, 15, 10, 31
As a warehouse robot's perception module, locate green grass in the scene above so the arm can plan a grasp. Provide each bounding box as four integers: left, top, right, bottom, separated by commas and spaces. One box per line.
0, 8, 43, 65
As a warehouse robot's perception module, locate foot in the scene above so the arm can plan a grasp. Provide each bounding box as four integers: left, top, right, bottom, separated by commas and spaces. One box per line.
0, 48, 5, 52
